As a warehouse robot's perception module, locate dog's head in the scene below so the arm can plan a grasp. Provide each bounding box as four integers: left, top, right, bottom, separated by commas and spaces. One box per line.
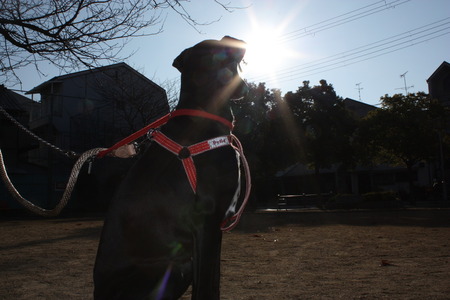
173, 36, 247, 110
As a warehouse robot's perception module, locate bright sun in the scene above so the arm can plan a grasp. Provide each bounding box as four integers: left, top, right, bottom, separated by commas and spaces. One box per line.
242, 29, 292, 80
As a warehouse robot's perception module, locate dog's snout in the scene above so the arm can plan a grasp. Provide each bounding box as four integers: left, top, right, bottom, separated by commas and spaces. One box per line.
240, 80, 249, 97
230, 77, 248, 100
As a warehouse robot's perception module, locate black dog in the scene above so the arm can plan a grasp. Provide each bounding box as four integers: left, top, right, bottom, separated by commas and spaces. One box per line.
94, 36, 248, 299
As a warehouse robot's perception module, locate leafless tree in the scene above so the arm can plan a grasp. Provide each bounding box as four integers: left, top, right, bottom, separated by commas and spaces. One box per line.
0, 0, 240, 85
159, 77, 181, 109
91, 66, 170, 137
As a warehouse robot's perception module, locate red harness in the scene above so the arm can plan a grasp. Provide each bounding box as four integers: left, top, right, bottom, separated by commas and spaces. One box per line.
96, 109, 250, 231
96, 109, 233, 158
150, 131, 231, 193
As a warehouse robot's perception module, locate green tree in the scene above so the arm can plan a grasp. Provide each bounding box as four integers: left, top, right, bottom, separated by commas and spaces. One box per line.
359, 92, 448, 192
232, 82, 281, 204
281, 80, 358, 194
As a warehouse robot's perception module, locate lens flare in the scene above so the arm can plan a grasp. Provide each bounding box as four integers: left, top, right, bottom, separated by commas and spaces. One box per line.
155, 263, 173, 300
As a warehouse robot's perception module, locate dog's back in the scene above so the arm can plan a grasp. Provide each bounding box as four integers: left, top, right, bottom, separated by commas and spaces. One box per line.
94, 36, 247, 300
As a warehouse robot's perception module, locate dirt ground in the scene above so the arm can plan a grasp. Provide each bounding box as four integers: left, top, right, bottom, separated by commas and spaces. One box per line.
1, 209, 449, 300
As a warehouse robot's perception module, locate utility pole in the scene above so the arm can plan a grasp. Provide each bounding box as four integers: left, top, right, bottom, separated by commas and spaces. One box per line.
355, 82, 363, 101
399, 71, 414, 94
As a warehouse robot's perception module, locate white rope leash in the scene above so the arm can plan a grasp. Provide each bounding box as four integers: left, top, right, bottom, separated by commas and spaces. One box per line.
221, 134, 252, 231
0, 147, 106, 217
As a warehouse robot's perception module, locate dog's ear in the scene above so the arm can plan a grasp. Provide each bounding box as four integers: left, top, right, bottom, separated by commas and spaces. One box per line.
220, 36, 246, 63
173, 36, 246, 73
173, 48, 191, 73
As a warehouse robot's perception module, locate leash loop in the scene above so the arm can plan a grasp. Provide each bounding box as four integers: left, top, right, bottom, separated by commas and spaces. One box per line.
221, 134, 252, 232
0, 147, 105, 217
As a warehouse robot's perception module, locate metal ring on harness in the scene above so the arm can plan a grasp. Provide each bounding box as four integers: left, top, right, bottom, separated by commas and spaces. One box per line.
178, 147, 191, 159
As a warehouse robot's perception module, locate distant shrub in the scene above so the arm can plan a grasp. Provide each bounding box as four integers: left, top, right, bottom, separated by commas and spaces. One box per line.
360, 191, 402, 209
323, 192, 402, 209
323, 194, 361, 209
362, 191, 399, 202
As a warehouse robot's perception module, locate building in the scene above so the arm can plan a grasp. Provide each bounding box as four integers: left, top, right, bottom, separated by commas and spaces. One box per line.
26, 62, 169, 164
427, 61, 450, 202
427, 61, 450, 106
343, 98, 377, 119
2, 63, 169, 211
0, 85, 43, 210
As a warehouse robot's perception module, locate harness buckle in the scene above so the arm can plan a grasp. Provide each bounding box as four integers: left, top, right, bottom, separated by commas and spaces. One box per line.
178, 147, 191, 159
147, 128, 157, 140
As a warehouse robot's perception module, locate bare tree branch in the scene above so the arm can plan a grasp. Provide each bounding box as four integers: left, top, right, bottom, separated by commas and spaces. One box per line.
1, 0, 241, 86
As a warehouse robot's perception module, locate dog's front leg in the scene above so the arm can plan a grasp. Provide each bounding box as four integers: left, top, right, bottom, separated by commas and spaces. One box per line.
191, 220, 223, 300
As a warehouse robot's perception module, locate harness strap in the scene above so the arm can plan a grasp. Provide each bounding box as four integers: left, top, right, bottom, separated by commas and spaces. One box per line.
96, 109, 233, 158
150, 131, 231, 193
172, 109, 233, 130
96, 109, 249, 232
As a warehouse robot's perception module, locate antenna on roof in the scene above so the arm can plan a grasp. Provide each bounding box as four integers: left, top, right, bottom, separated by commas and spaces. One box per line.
355, 82, 363, 101
397, 71, 414, 94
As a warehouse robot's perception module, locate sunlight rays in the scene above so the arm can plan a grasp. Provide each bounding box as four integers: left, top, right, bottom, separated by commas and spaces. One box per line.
240, 2, 305, 88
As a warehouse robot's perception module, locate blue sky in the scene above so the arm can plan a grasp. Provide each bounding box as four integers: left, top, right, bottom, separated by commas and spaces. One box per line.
9, 0, 450, 106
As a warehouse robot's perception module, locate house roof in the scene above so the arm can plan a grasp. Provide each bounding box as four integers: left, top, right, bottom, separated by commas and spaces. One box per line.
0, 85, 37, 112
26, 62, 166, 95
427, 61, 450, 83
343, 98, 377, 118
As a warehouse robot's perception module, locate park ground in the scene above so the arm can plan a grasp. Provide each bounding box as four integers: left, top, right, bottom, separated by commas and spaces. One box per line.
0, 208, 449, 299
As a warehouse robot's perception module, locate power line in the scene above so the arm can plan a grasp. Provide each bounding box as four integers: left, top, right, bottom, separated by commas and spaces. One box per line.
250, 17, 450, 81
276, 0, 411, 43
246, 17, 450, 85
257, 29, 449, 86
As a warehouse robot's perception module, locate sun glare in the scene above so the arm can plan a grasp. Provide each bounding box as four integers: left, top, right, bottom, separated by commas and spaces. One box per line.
241, 29, 295, 84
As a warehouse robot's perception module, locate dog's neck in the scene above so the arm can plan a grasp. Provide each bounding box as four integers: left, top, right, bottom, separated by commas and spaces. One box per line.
175, 91, 234, 125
